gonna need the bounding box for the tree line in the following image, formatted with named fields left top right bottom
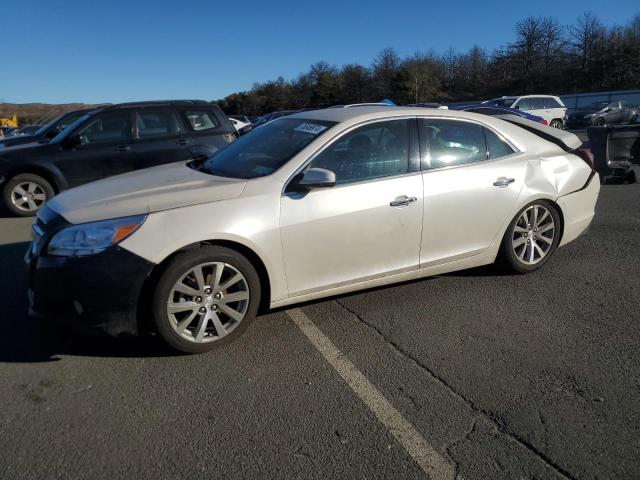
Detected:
left=215, top=12, right=640, bottom=115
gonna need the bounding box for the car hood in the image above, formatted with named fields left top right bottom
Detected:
left=48, top=161, right=247, bottom=224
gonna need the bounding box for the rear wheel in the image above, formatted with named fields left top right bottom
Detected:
left=152, top=246, right=261, bottom=353
left=2, top=173, right=54, bottom=217
left=500, top=201, right=561, bottom=273
left=550, top=119, right=563, bottom=129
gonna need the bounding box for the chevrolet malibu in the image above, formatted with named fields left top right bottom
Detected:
left=26, top=106, right=600, bottom=353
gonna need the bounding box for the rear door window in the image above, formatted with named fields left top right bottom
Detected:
left=421, top=119, right=487, bottom=169
left=184, top=110, right=221, bottom=132
left=484, top=128, right=515, bottom=159
left=515, top=98, right=534, bottom=111
left=135, top=109, right=182, bottom=139
left=543, top=97, right=563, bottom=109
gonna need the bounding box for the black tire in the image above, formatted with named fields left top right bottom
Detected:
left=550, top=119, right=563, bottom=129
left=596, top=117, right=605, bottom=127
left=2, top=173, right=55, bottom=217
left=499, top=200, right=562, bottom=274
left=152, top=246, right=261, bottom=354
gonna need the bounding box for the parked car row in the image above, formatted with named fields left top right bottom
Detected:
left=0, top=100, right=236, bottom=216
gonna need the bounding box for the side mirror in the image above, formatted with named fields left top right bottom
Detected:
left=45, top=130, right=57, bottom=140
left=294, top=168, right=336, bottom=190
left=513, top=105, right=520, bottom=110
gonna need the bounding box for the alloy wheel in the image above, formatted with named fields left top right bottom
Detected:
left=511, top=205, right=555, bottom=265
left=166, top=262, right=250, bottom=343
left=10, top=182, right=47, bottom=212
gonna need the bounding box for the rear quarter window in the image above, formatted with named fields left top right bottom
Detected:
left=184, top=110, right=222, bottom=132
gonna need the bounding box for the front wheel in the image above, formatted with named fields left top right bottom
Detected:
left=549, top=120, right=563, bottom=129
left=2, top=173, right=54, bottom=217
left=152, top=246, right=261, bottom=353
left=500, top=201, right=562, bottom=273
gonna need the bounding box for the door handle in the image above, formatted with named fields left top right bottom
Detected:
left=115, top=145, right=131, bottom=152
left=390, top=196, right=417, bottom=207
left=176, top=138, right=191, bottom=145
left=493, top=177, right=515, bottom=187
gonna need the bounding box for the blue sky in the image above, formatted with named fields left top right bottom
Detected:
left=2, top=0, right=638, bottom=104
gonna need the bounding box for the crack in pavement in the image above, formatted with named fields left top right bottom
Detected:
left=333, top=299, right=578, bottom=480
left=445, top=417, right=478, bottom=479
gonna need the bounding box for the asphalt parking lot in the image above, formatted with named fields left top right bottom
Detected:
left=1, top=173, right=638, bottom=480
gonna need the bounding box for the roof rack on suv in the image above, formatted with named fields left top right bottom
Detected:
left=106, top=100, right=210, bottom=108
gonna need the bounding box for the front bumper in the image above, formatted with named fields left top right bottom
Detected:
left=25, top=210, right=155, bottom=336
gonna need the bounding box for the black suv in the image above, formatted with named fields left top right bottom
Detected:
left=0, top=100, right=236, bottom=216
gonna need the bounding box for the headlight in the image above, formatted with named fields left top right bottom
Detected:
left=47, top=215, right=146, bottom=257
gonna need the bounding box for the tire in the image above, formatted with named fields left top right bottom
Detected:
left=499, top=201, right=562, bottom=274
left=596, top=117, right=605, bottom=127
left=2, top=173, right=55, bottom=217
left=550, top=120, right=563, bottom=129
left=152, top=246, right=261, bottom=354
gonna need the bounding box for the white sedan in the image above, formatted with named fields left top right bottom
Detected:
left=28, top=106, right=600, bottom=353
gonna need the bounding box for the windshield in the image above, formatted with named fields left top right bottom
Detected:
left=34, top=110, right=89, bottom=137
left=197, top=118, right=337, bottom=179
left=49, top=112, right=95, bottom=143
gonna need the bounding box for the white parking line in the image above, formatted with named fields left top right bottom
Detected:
left=286, top=308, right=455, bottom=480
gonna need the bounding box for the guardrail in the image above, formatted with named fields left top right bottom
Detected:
left=587, top=125, right=639, bottom=184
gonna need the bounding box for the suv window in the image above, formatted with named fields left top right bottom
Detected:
left=543, top=97, right=562, bottom=108
left=136, top=109, right=182, bottom=139
left=532, top=98, right=550, bottom=109
left=309, top=120, right=410, bottom=185
left=515, top=98, right=534, bottom=111
left=422, top=119, right=486, bottom=168
left=484, top=128, right=514, bottom=159
left=185, top=110, right=221, bottom=131
left=76, top=111, right=132, bottom=145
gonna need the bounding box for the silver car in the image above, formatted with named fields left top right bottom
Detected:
left=27, top=106, right=600, bottom=353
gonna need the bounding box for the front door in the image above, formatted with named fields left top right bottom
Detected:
left=56, top=110, right=135, bottom=186
left=280, top=118, right=423, bottom=297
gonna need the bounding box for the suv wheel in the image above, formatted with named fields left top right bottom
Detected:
left=2, top=173, right=55, bottom=217
left=152, top=246, right=261, bottom=353
left=550, top=120, right=563, bottom=129
left=500, top=201, right=562, bottom=273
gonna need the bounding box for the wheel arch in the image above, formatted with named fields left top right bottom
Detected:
left=1, top=163, right=67, bottom=193
left=137, top=238, right=273, bottom=335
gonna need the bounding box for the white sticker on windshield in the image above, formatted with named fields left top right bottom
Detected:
left=294, top=123, right=328, bottom=135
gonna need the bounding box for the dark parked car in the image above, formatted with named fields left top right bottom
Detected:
left=0, top=109, right=92, bottom=149
left=564, top=101, right=610, bottom=130
left=0, top=100, right=237, bottom=216
left=6, top=125, right=42, bottom=137
left=588, top=101, right=639, bottom=127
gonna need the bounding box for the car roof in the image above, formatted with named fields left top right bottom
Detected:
left=287, top=105, right=496, bottom=124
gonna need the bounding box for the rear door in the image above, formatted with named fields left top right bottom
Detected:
left=56, top=109, right=135, bottom=186
left=180, top=106, right=236, bottom=160
left=130, top=107, right=189, bottom=170
left=418, top=118, right=527, bottom=267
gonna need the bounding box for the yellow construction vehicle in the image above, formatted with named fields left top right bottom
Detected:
left=0, top=114, right=19, bottom=128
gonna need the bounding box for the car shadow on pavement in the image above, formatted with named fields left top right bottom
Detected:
left=0, top=241, right=176, bottom=362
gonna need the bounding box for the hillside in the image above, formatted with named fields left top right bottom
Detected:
left=0, top=103, right=102, bottom=124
